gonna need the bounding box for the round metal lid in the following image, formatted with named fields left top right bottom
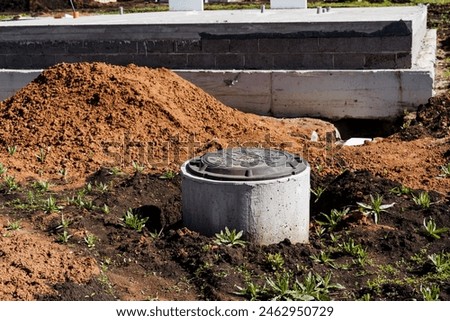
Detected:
left=186, top=148, right=307, bottom=181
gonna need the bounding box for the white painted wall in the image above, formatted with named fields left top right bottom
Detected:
left=169, top=0, right=204, bottom=11
left=270, top=0, right=307, bottom=9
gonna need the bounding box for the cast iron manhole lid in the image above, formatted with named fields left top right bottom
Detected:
left=186, top=148, right=307, bottom=181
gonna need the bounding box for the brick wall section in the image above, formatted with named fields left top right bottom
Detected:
left=0, top=27, right=413, bottom=69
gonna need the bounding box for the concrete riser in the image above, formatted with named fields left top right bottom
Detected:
left=181, top=164, right=311, bottom=245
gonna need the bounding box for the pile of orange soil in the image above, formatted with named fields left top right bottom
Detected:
left=0, top=62, right=334, bottom=184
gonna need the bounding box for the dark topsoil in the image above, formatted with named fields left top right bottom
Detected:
left=0, top=3, right=450, bottom=301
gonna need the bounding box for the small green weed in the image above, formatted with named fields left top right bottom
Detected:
left=95, top=181, right=109, bottom=193
left=428, top=253, right=450, bottom=275
left=57, top=214, right=71, bottom=230
left=3, top=176, right=19, bottom=193
left=32, top=180, right=50, bottom=193
left=57, top=230, right=72, bottom=244
left=413, top=192, right=431, bottom=209
left=423, top=217, right=449, bottom=239
left=420, top=284, right=440, bottom=301
left=310, top=250, right=337, bottom=268
left=357, top=194, right=395, bottom=224
left=122, top=208, right=148, bottom=232
left=84, top=233, right=98, bottom=249
left=214, top=227, right=247, bottom=247
left=311, top=186, right=326, bottom=203
left=7, top=219, right=22, bottom=231
left=316, top=208, right=349, bottom=231
left=266, top=253, right=285, bottom=271
left=389, top=185, right=412, bottom=196
left=132, top=161, right=145, bottom=173
left=108, top=167, right=121, bottom=175
left=159, top=170, right=177, bottom=180
left=36, top=148, right=48, bottom=163
left=440, top=163, right=450, bottom=177
left=0, top=163, right=6, bottom=175
left=339, top=238, right=368, bottom=265
left=235, top=282, right=262, bottom=301
left=7, top=145, right=17, bottom=156
left=43, top=196, right=62, bottom=213
left=101, top=204, right=110, bottom=214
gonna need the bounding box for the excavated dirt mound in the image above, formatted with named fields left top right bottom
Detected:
left=0, top=62, right=335, bottom=185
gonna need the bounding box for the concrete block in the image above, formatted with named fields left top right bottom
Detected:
left=187, top=54, right=216, bottom=69
left=175, top=40, right=201, bottom=53
left=288, top=38, right=319, bottom=53
left=318, top=37, right=383, bottom=53
left=364, top=53, right=398, bottom=69
left=380, top=36, right=412, bottom=52
left=141, top=53, right=188, bottom=68
left=229, top=39, right=259, bottom=53
left=117, top=41, right=139, bottom=54
left=270, top=0, right=307, bottom=9
left=215, top=54, right=245, bottom=69
left=333, top=53, right=365, bottom=69
left=169, top=0, right=204, bottom=11
left=202, top=39, right=230, bottom=53
left=176, top=70, right=272, bottom=115
left=141, top=40, right=174, bottom=53
left=274, top=54, right=333, bottom=69
left=244, top=54, right=274, bottom=69
left=259, top=38, right=290, bottom=53
left=396, top=52, right=412, bottom=68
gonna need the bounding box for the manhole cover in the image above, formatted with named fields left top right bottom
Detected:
left=186, top=148, right=307, bottom=181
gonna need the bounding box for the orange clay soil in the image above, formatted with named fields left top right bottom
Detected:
left=0, top=62, right=335, bottom=187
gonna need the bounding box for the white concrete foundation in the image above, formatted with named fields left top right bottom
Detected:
left=181, top=161, right=310, bottom=245
left=169, top=0, right=204, bottom=11
left=177, top=29, right=436, bottom=119
left=270, top=0, right=307, bottom=9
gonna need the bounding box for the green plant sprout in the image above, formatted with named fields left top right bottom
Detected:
left=339, top=239, right=368, bottom=262
left=122, top=208, right=148, bottom=232
left=95, top=181, right=109, bottom=193
left=423, top=217, right=449, bottom=239
left=44, top=196, right=62, bottom=213
left=32, top=180, right=50, bottom=193
left=57, top=214, right=71, bottom=230
left=7, top=145, right=17, bottom=156
left=413, top=192, right=431, bottom=209
left=310, top=250, right=337, bottom=268
left=159, top=170, right=177, bottom=180
left=132, top=161, right=145, bottom=173
left=428, top=253, right=450, bottom=274
left=3, top=175, right=19, bottom=193
left=266, top=253, right=285, bottom=271
left=57, top=230, right=72, bottom=244
left=316, top=208, right=349, bottom=231
left=214, top=227, right=247, bottom=247
left=0, top=163, right=6, bottom=175
left=357, top=194, right=395, bottom=224
left=36, top=147, right=47, bottom=163
left=420, top=284, right=440, bottom=301
left=101, top=204, right=110, bottom=214
left=311, top=186, right=326, bottom=203
left=149, top=228, right=164, bottom=240
left=7, top=219, right=22, bottom=231
left=440, top=163, right=450, bottom=177
left=389, top=185, right=412, bottom=196
left=84, top=233, right=98, bottom=248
